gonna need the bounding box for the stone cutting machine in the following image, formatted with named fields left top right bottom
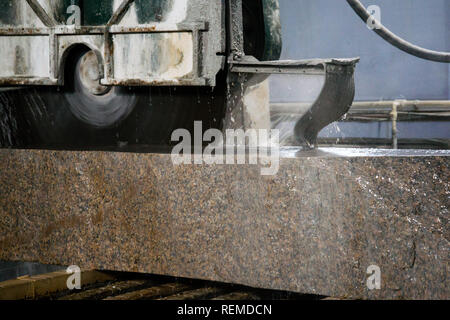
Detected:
left=0, top=0, right=358, bottom=150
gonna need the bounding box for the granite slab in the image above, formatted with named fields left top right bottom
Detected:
left=0, top=148, right=448, bottom=299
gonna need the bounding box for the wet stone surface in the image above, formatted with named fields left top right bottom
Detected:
left=0, top=149, right=448, bottom=299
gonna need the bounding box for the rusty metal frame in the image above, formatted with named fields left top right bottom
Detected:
left=0, top=0, right=210, bottom=87
left=102, top=22, right=208, bottom=86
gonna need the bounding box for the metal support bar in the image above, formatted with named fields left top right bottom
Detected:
left=103, top=31, right=114, bottom=83
left=0, top=28, right=50, bottom=36
left=272, top=100, right=450, bottom=119
left=108, top=22, right=208, bottom=34
left=227, top=0, right=244, bottom=59
left=230, top=58, right=345, bottom=75
left=391, top=101, right=400, bottom=149
left=25, top=0, right=57, bottom=27
left=107, top=0, right=135, bottom=27
left=48, top=29, right=58, bottom=81
left=101, top=22, right=208, bottom=86
left=0, top=77, right=58, bottom=86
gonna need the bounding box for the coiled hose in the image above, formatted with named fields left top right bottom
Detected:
left=346, top=0, right=450, bottom=63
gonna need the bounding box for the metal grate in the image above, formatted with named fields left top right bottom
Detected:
left=0, top=269, right=326, bottom=301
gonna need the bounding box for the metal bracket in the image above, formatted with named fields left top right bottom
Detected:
left=230, top=57, right=359, bottom=147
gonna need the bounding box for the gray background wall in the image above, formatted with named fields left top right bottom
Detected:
left=271, top=0, right=449, bottom=102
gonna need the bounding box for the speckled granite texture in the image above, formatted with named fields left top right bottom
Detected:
left=0, top=149, right=448, bottom=299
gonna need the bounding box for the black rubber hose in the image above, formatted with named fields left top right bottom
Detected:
left=346, top=0, right=450, bottom=63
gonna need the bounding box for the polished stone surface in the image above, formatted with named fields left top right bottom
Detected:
left=0, top=148, right=448, bottom=299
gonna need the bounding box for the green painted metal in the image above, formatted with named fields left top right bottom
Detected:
left=54, top=0, right=177, bottom=26
left=135, top=0, right=172, bottom=24
left=82, top=1, right=114, bottom=25
left=262, top=0, right=282, bottom=61
left=0, top=1, right=16, bottom=25
left=53, top=0, right=282, bottom=60
left=55, top=0, right=113, bottom=25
